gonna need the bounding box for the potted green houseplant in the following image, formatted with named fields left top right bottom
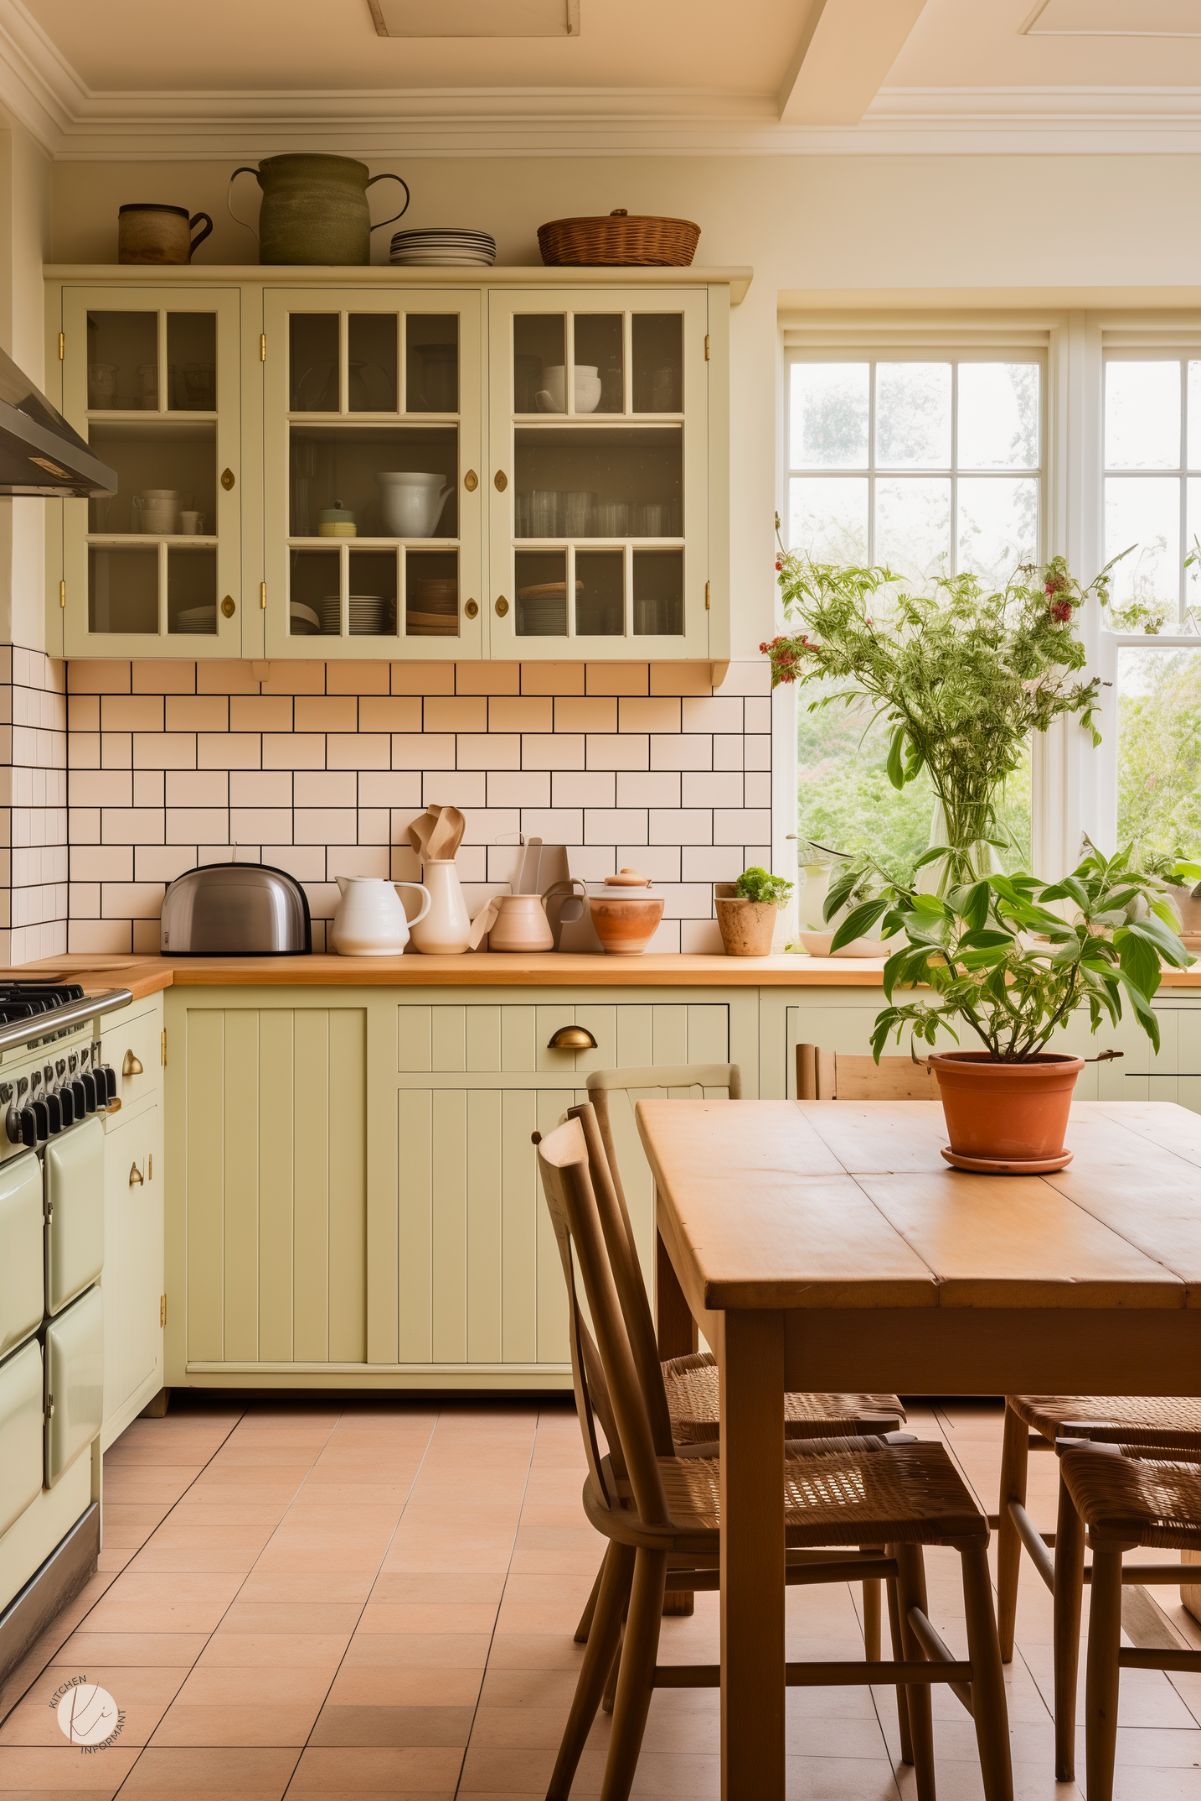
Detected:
left=830, top=844, right=1194, bottom=1170
left=716, top=867, right=793, bottom=957
left=764, top=551, right=1116, bottom=886
left=1143, top=854, right=1201, bottom=943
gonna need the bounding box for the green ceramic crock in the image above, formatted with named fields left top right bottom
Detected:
left=228, top=154, right=409, bottom=266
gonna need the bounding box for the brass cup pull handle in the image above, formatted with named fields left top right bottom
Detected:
left=122, top=1050, right=144, bottom=1078
left=464, top=469, right=479, bottom=492
left=129, top=1161, right=144, bottom=1188
left=547, top=1024, right=598, bottom=1051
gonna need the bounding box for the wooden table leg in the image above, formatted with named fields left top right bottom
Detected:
left=656, top=1194, right=698, bottom=1362
left=657, top=1188, right=698, bottom=1616
left=720, top=1309, right=786, bottom=1801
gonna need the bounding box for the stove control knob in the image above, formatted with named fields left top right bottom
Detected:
left=16, top=1106, right=36, bottom=1147
left=43, top=1090, right=63, bottom=1136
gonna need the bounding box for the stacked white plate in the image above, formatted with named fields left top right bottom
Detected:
left=390, top=228, right=496, bottom=267
left=173, top=605, right=218, bottom=636
left=349, top=593, right=395, bottom=635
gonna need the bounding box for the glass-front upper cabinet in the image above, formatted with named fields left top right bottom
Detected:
left=262, top=290, right=483, bottom=659
left=57, top=287, right=242, bottom=657
left=487, top=290, right=710, bottom=657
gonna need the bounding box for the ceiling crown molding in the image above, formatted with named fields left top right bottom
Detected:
left=2, top=0, right=1201, bottom=160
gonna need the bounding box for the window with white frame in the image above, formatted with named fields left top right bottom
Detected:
left=1102, top=347, right=1201, bottom=861
left=783, top=345, right=1044, bottom=873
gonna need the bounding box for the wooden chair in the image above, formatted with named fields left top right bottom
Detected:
left=581, top=1062, right=904, bottom=1662
left=796, top=1042, right=941, bottom=1101
left=1055, top=1440, right=1201, bottom=1801
left=996, top=1393, right=1201, bottom=1780
left=536, top=1108, right=1014, bottom=1801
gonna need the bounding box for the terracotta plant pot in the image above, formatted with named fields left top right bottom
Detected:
left=714, top=886, right=779, bottom=957
left=928, top=1051, right=1085, bottom=1173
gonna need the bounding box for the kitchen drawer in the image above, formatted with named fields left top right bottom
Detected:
left=45, top=1285, right=103, bottom=1485
left=0, top=1152, right=44, bottom=1356
left=110, top=1007, right=161, bottom=1111
left=45, top=1116, right=105, bottom=1315
left=396, top=1000, right=731, bottom=1075
left=0, top=1339, right=44, bottom=1532
left=102, top=1104, right=163, bottom=1444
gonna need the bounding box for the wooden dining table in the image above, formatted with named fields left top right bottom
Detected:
left=636, top=1096, right=1201, bottom=1801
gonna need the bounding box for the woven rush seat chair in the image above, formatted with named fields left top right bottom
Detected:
left=536, top=1106, right=1014, bottom=1801
left=996, top=1391, right=1201, bottom=1779
left=1056, top=1442, right=1201, bottom=1801
left=578, top=1064, right=903, bottom=1656
left=586, top=1062, right=905, bottom=1447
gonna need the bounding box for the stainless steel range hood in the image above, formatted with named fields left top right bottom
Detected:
left=0, top=346, right=115, bottom=498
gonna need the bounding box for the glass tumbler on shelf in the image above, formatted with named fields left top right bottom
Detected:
left=528, top=489, right=562, bottom=537
left=563, top=491, right=596, bottom=537
left=594, top=500, right=629, bottom=537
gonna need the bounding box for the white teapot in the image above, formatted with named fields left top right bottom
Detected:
left=331, top=875, right=431, bottom=956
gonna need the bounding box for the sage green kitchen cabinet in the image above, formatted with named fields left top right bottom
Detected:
left=164, top=986, right=757, bottom=1390
left=101, top=1102, right=163, bottom=1450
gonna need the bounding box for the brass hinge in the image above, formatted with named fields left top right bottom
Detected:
left=58, top=578, right=66, bottom=610
left=704, top=580, right=711, bottom=611
left=259, top=332, right=267, bottom=362
left=704, top=333, right=710, bottom=361
left=259, top=580, right=267, bottom=610
left=160, top=1027, right=167, bottom=1067
left=160, top=1294, right=166, bottom=1328
left=57, top=330, right=64, bottom=361
left=148, top=1152, right=153, bottom=1181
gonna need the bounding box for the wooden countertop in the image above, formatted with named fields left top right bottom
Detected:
left=7, top=951, right=1201, bottom=1003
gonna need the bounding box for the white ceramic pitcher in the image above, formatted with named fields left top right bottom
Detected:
left=331, top=875, right=431, bottom=956
left=410, top=859, right=471, bottom=955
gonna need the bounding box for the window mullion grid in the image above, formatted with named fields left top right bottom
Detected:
left=949, top=361, right=959, bottom=577
left=867, top=359, right=877, bottom=566
left=1179, top=356, right=1189, bottom=625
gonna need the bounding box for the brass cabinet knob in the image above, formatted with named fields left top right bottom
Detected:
left=122, top=1049, right=144, bottom=1078
left=494, top=469, right=508, bottom=492
left=495, top=596, right=509, bottom=617
left=464, top=469, right=479, bottom=492
left=547, top=1024, right=598, bottom=1051
left=464, top=599, right=479, bottom=619
left=220, top=596, right=236, bottom=618
left=220, top=467, right=236, bottom=491
left=129, top=1161, right=144, bottom=1188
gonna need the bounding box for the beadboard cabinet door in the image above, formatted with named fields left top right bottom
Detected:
left=101, top=1102, right=163, bottom=1449
left=166, top=999, right=370, bottom=1380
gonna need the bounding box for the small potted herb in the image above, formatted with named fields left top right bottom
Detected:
left=832, top=845, right=1193, bottom=1170
left=716, top=867, right=794, bottom=957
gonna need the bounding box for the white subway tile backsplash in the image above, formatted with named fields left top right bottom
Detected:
left=0, top=652, right=775, bottom=960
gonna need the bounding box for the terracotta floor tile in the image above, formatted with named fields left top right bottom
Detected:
left=369, top=1573, right=505, bottom=1607
left=100, top=1502, right=174, bottom=1548
left=173, top=1665, right=333, bottom=1709
left=83, top=1573, right=244, bottom=1636
left=194, top=1634, right=350, bottom=1673
left=50, top=1634, right=208, bottom=1669
left=101, top=1469, right=199, bottom=1505
left=288, top=1745, right=463, bottom=1790
left=0, top=1665, right=186, bottom=1748
left=213, top=1602, right=362, bottom=1636
left=0, top=1744, right=140, bottom=1790
left=355, top=1602, right=498, bottom=1635
left=235, top=1571, right=375, bottom=1605
left=326, top=1666, right=483, bottom=1709
left=149, top=1700, right=322, bottom=1747
left=308, top=1704, right=474, bottom=1747
left=118, top=1744, right=300, bottom=1792
left=341, top=1632, right=493, bottom=1670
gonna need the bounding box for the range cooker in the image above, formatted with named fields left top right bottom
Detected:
left=0, top=980, right=132, bottom=1686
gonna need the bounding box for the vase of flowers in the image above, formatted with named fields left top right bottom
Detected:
left=764, top=550, right=1116, bottom=888
left=831, top=844, right=1193, bottom=1171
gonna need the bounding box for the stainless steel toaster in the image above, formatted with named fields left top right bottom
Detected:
left=160, top=862, right=311, bottom=955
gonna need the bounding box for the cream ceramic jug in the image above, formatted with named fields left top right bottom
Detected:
left=410, top=860, right=471, bottom=955
left=331, top=876, right=431, bottom=956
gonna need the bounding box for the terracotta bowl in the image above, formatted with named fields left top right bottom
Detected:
left=588, top=894, right=664, bottom=956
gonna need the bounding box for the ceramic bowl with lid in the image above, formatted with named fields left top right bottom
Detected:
left=587, top=867, right=664, bottom=956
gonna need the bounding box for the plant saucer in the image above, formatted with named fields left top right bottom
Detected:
left=941, top=1145, right=1073, bottom=1175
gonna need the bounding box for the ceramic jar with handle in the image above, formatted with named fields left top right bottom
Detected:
left=118, top=203, right=213, bottom=265
left=588, top=868, right=664, bottom=955
left=228, top=155, right=410, bottom=265
left=330, top=876, right=431, bottom=955
left=378, top=472, right=453, bottom=538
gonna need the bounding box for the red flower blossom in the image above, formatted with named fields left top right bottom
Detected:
left=1050, top=598, right=1073, bottom=624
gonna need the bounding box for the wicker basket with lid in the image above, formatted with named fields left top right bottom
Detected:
left=537, top=209, right=700, bottom=268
